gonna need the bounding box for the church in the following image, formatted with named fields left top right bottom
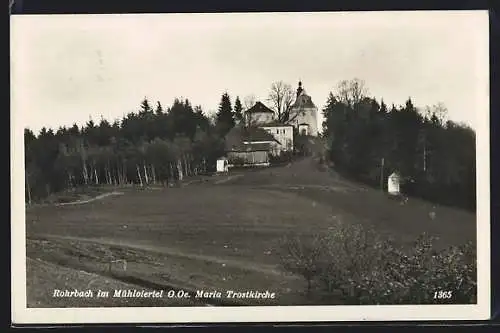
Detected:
left=243, top=81, right=319, bottom=138
left=287, top=81, right=319, bottom=136
left=224, top=81, right=319, bottom=167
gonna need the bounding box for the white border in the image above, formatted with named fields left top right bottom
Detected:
left=11, top=11, right=491, bottom=324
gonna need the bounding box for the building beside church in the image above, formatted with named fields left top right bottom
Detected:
left=224, top=125, right=279, bottom=167
left=241, top=101, right=294, bottom=156
left=223, top=81, right=319, bottom=167
left=244, top=101, right=276, bottom=126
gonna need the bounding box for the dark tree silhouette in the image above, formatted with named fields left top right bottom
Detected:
left=322, top=79, right=476, bottom=211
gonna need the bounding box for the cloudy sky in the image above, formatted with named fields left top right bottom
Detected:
left=11, top=11, right=488, bottom=133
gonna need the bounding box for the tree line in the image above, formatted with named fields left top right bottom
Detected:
left=322, top=79, right=476, bottom=211
left=23, top=80, right=306, bottom=205
left=24, top=94, right=246, bottom=204
left=24, top=78, right=476, bottom=211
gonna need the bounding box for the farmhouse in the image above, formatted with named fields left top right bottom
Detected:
left=243, top=101, right=294, bottom=155
left=244, top=101, right=276, bottom=126
left=224, top=125, right=280, bottom=167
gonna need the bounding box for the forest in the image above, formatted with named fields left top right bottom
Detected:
left=23, top=79, right=476, bottom=211
left=24, top=95, right=237, bottom=203
left=322, top=79, right=476, bottom=211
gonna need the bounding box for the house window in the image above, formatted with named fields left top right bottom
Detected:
left=276, top=129, right=279, bottom=134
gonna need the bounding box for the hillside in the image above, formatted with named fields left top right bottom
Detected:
left=25, top=154, right=476, bottom=307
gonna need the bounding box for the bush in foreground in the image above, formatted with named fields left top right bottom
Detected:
left=279, top=222, right=476, bottom=305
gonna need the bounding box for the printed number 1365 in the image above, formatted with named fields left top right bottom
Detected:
left=434, top=290, right=452, bottom=299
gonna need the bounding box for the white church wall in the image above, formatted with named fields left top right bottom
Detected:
left=290, top=106, right=319, bottom=136
left=261, top=125, right=294, bottom=152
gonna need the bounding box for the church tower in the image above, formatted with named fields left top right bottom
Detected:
left=288, top=81, right=319, bottom=136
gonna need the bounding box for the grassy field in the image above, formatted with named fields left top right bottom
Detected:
left=25, top=157, right=476, bottom=307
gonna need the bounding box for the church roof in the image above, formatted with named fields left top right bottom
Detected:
left=292, top=92, right=316, bottom=108
left=224, top=125, right=278, bottom=151
left=292, top=81, right=316, bottom=108
left=245, top=101, right=275, bottom=114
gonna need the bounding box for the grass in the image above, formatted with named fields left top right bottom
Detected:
left=25, top=157, right=476, bottom=306
left=27, top=257, right=203, bottom=307
left=223, top=158, right=475, bottom=250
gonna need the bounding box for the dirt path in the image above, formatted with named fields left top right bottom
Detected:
left=55, top=191, right=124, bottom=206
left=33, top=234, right=288, bottom=278
left=213, top=174, right=243, bottom=185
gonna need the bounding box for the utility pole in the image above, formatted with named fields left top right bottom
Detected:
left=423, top=140, right=427, bottom=172
left=380, top=157, right=385, bottom=192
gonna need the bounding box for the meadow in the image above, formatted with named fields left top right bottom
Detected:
left=25, top=158, right=476, bottom=307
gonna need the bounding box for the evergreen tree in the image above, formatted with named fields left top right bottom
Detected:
left=215, top=92, right=234, bottom=137
left=380, top=99, right=388, bottom=113
left=321, top=79, right=476, bottom=210
left=155, top=101, right=164, bottom=115
left=140, top=98, right=153, bottom=114
left=234, top=96, right=243, bottom=123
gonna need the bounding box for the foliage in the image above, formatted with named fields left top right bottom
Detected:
left=279, top=221, right=477, bottom=305
left=268, top=151, right=293, bottom=165
left=215, top=92, right=235, bottom=137
left=280, top=233, right=325, bottom=294
left=234, top=96, right=243, bottom=123
left=24, top=97, right=224, bottom=203
left=267, top=81, right=295, bottom=122
left=227, top=156, right=246, bottom=167
left=322, top=79, right=476, bottom=211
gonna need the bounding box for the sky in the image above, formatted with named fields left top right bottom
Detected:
left=11, top=11, right=489, bottom=134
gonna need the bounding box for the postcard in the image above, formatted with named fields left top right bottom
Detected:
left=11, top=10, right=490, bottom=324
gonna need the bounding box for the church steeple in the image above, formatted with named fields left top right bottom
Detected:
left=296, top=80, right=303, bottom=98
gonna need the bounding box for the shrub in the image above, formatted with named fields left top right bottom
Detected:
left=228, top=156, right=246, bottom=166
left=279, top=221, right=477, bottom=305
left=269, top=151, right=293, bottom=165
left=279, top=233, right=325, bottom=294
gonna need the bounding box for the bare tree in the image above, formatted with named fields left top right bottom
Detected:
left=243, top=95, right=257, bottom=111
left=336, top=80, right=351, bottom=105
left=421, top=102, right=448, bottom=126
left=431, top=102, right=448, bottom=125
left=267, top=81, right=295, bottom=122
left=242, top=95, right=258, bottom=127
left=336, top=78, right=368, bottom=105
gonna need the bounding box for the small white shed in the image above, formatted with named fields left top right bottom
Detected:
left=388, top=172, right=401, bottom=195
left=216, top=157, right=229, bottom=173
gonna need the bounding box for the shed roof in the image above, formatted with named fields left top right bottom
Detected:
left=229, top=142, right=272, bottom=152
left=224, top=125, right=279, bottom=151
left=245, top=101, right=275, bottom=114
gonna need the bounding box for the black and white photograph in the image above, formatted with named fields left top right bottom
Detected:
left=11, top=10, right=490, bottom=323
